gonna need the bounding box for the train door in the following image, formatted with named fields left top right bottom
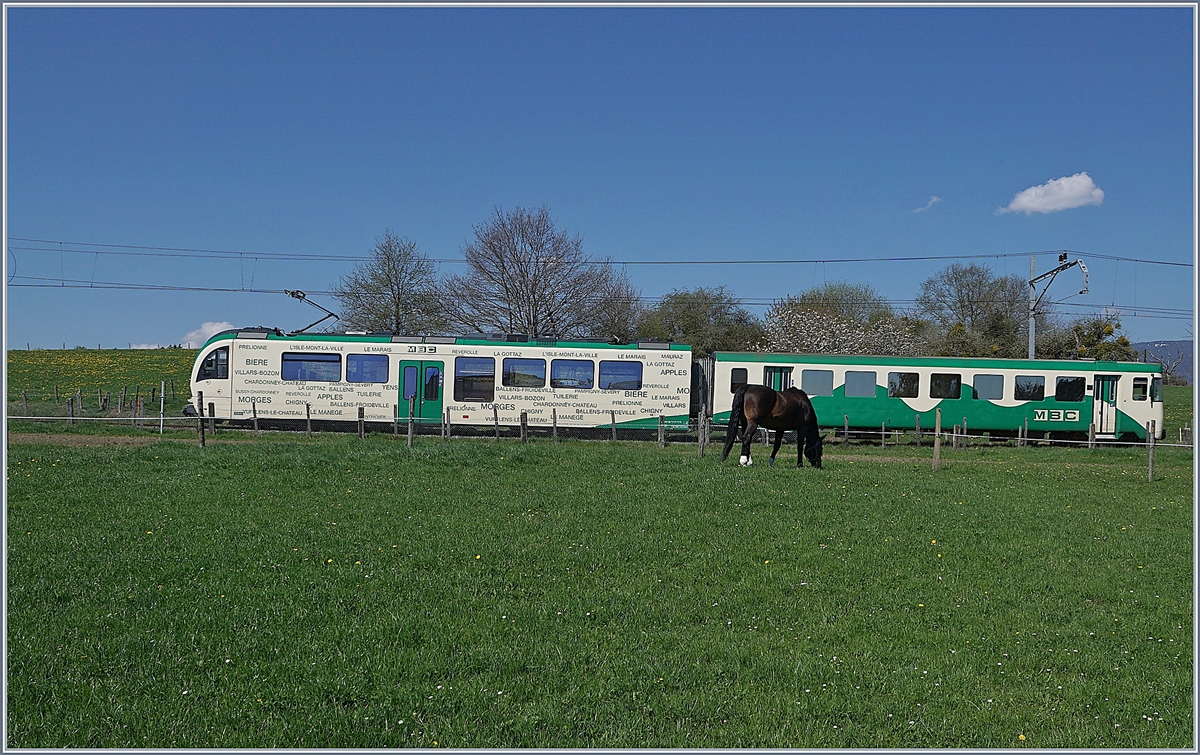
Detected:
left=1093, top=374, right=1119, bottom=436
left=400, top=360, right=444, bottom=425
left=763, top=366, right=793, bottom=391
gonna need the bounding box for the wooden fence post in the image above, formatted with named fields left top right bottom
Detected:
left=611, top=410, right=617, bottom=442
left=358, top=407, right=365, bottom=439
left=843, top=415, right=849, bottom=444
left=658, top=415, right=666, bottom=448
left=552, top=408, right=558, bottom=444
left=393, top=404, right=399, bottom=436
left=54, top=385, right=59, bottom=404
left=915, top=414, right=921, bottom=446
left=306, top=403, right=313, bottom=438
left=252, top=401, right=259, bottom=434
left=494, top=405, right=500, bottom=440
left=67, top=397, right=74, bottom=425
left=962, top=418, right=968, bottom=447
left=520, top=411, right=528, bottom=443
left=1088, top=423, right=1096, bottom=449
left=881, top=422, right=886, bottom=448
left=209, top=403, right=216, bottom=433
left=932, top=408, right=942, bottom=470
left=22, top=390, right=28, bottom=416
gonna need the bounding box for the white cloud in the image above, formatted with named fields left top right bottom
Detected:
left=997, top=172, right=1104, bottom=215
left=913, top=195, right=941, bottom=213
left=183, top=321, right=235, bottom=348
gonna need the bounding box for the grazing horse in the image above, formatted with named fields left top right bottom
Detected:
left=720, top=384, right=823, bottom=468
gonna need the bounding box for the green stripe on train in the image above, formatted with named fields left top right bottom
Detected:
left=714, top=385, right=1147, bottom=440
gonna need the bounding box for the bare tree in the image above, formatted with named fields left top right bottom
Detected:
left=916, top=263, right=1037, bottom=357
left=446, top=206, right=640, bottom=339
left=330, top=230, right=448, bottom=335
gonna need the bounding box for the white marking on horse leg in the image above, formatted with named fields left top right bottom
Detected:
left=739, top=455, right=752, bottom=466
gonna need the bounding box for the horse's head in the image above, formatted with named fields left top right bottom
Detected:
left=805, top=431, right=824, bottom=469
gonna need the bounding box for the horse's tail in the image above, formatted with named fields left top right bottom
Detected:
left=800, top=392, right=824, bottom=468
left=720, top=385, right=748, bottom=461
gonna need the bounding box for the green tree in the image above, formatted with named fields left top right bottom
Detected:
left=1037, top=315, right=1138, bottom=361
left=916, top=263, right=1036, bottom=357
left=330, top=230, right=448, bottom=335
left=637, top=287, right=764, bottom=357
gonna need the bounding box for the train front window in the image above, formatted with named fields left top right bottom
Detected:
left=347, top=354, right=389, bottom=383
left=198, top=347, right=229, bottom=380
left=503, top=358, right=546, bottom=388
left=599, top=361, right=642, bottom=390
left=887, top=372, right=919, bottom=398
left=281, top=352, right=341, bottom=382
left=801, top=369, right=833, bottom=397
left=1055, top=376, right=1086, bottom=402
left=844, top=371, right=876, bottom=397
left=1150, top=377, right=1163, bottom=402
left=929, top=373, right=961, bottom=399
left=1132, top=377, right=1148, bottom=401
left=1014, top=375, right=1045, bottom=401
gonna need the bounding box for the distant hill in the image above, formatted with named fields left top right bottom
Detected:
left=1131, top=340, right=1193, bottom=385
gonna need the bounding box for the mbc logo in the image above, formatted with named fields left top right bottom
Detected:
left=1034, top=409, right=1080, bottom=422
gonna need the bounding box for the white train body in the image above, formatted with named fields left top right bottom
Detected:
left=189, top=329, right=693, bottom=429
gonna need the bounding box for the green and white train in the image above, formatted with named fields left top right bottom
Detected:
left=188, top=328, right=1166, bottom=441
left=706, top=351, right=1165, bottom=441
left=186, top=328, right=695, bottom=430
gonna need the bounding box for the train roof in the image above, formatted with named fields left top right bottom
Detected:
left=201, top=328, right=691, bottom=352
left=711, top=350, right=1163, bottom=373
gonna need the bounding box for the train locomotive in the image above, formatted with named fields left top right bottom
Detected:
left=188, top=328, right=1165, bottom=442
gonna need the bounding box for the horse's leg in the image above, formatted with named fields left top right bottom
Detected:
left=739, top=420, right=759, bottom=466
left=721, top=416, right=741, bottom=461
left=769, top=427, right=784, bottom=467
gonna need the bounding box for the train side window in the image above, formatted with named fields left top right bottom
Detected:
left=1150, top=377, right=1162, bottom=403
left=801, top=369, right=833, bottom=397
left=599, top=361, right=642, bottom=390
left=1055, top=376, right=1087, bottom=402
left=198, top=347, right=229, bottom=380
left=550, top=359, right=594, bottom=390
left=281, top=352, right=340, bottom=382
left=1132, top=377, right=1148, bottom=401
left=887, top=372, right=919, bottom=398
left=1014, top=375, right=1045, bottom=401
left=503, top=358, right=546, bottom=388
left=730, top=368, right=748, bottom=393
left=346, top=354, right=389, bottom=383
left=973, top=374, right=1004, bottom=400
left=844, top=371, right=876, bottom=397
left=930, top=373, right=961, bottom=399
left=454, top=357, right=495, bottom=402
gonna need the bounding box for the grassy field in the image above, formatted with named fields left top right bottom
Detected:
left=7, top=348, right=198, bottom=418
left=6, top=431, right=1193, bottom=748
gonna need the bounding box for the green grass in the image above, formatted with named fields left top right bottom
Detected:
left=6, top=435, right=1192, bottom=748
left=7, top=348, right=198, bottom=418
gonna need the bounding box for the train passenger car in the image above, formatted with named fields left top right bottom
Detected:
left=188, top=329, right=693, bottom=429
left=709, top=352, right=1165, bottom=441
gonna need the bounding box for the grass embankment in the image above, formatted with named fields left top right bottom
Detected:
left=6, top=435, right=1192, bottom=748
left=6, top=348, right=198, bottom=421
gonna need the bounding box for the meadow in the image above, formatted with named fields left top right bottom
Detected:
left=6, top=429, right=1193, bottom=748
left=7, top=348, right=198, bottom=418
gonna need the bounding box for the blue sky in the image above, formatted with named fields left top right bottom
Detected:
left=4, top=5, right=1195, bottom=350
